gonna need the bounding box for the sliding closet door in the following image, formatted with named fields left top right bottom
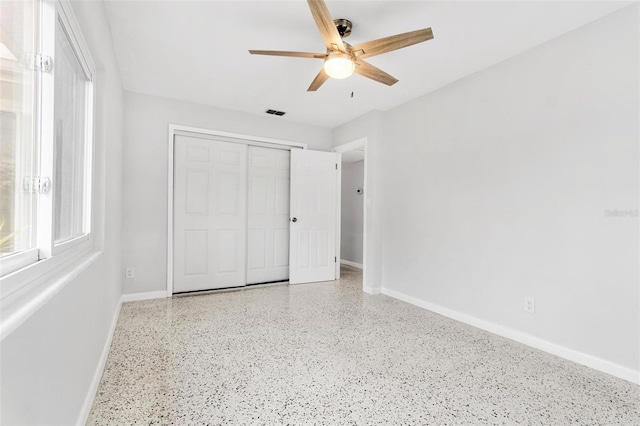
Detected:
left=173, top=135, right=247, bottom=293
left=246, top=146, right=290, bottom=284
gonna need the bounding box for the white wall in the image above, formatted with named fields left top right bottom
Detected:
left=0, top=1, right=124, bottom=424
left=377, top=5, right=639, bottom=377
left=340, top=160, right=364, bottom=264
left=121, top=92, right=332, bottom=295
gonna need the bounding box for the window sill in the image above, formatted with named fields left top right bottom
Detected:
left=1, top=238, right=92, bottom=297
left=0, top=248, right=102, bottom=341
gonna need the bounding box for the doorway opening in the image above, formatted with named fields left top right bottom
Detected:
left=333, top=137, right=368, bottom=291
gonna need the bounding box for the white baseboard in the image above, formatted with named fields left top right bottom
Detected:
left=76, top=289, right=169, bottom=424
left=381, top=287, right=640, bottom=385
left=76, top=297, right=123, bottom=426
left=340, top=259, right=363, bottom=269
left=121, top=290, right=170, bottom=302
left=363, top=286, right=381, bottom=295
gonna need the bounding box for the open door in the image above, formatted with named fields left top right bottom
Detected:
left=289, top=149, right=339, bottom=284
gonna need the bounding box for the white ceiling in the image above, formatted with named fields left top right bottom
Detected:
left=103, top=1, right=631, bottom=128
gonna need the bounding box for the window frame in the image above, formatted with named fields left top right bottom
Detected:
left=46, top=0, right=95, bottom=257
left=50, top=0, right=94, bottom=252
left=0, top=0, right=96, bottom=301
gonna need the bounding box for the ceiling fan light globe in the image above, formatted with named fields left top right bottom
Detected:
left=323, top=54, right=355, bottom=79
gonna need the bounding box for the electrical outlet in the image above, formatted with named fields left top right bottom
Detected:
left=125, top=267, right=135, bottom=279
left=524, top=298, right=535, bottom=314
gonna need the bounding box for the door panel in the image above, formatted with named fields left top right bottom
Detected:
left=289, top=149, right=338, bottom=284
left=248, top=230, right=267, bottom=268
left=174, top=135, right=247, bottom=292
left=246, top=146, right=290, bottom=284
left=274, top=229, right=289, bottom=267
left=185, top=170, right=208, bottom=214
left=184, top=230, right=208, bottom=275
left=249, top=177, right=268, bottom=214
left=217, top=173, right=240, bottom=214
left=274, top=177, right=289, bottom=215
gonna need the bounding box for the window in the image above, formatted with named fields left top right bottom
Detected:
left=0, top=0, right=94, bottom=290
left=53, top=12, right=92, bottom=247
left=0, top=0, right=39, bottom=274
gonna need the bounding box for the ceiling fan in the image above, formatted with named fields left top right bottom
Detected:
left=249, top=0, right=434, bottom=91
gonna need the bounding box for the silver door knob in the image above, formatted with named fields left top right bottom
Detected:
left=291, top=217, right=297, bottom=222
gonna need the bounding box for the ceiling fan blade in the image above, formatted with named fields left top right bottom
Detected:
left=249, top=50, right=327, bottom=59
left=307, top=0, right=346, bottom=53
left=351, top=28, right=434, bottom=60
left=354, top=60, right=399, bottom=86
left=307, top=68, right=330, bottom=91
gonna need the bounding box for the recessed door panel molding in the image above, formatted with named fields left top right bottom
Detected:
left=246, top=146, right=291, bottom=284
left=289, top=149, right=338, bottom=284
left=273, top=229, right=289, bottom=267
left=217, top=173, right=240, bottom=214
left=250, top=153, right=270, bottom=168
left=297, top=230, right=310, bottom=269
left=220, top=149, right=241, bottom=165
left=274, top=176, right=290, bottom=215
left=216, top=229, right=238, bottom=273
left=186, top=146, right=209, bottom=162
left=249, top=176, right=268, bottom=214
left=185, top=170, right=209, bottom=215
left=174, top=135, right=247, bottom=293
left=184, top=230, right=208, bottom=276
left=247, top=229, right=267, bottom=270
left=317, top=230, right=329, bottom=267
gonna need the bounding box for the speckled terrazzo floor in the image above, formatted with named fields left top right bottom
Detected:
left=88, top=266, right=640, bottom=425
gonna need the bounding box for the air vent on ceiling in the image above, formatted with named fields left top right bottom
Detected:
left=265, top=109, right=286, bottom=116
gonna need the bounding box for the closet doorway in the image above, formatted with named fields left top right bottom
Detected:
left=168, top=126, right=339, bottom=294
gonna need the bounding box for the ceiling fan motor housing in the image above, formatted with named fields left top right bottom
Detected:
left=334, top=19, right=352, bottom=38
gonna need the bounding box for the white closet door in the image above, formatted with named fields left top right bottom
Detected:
left=289, top=149, right=339, bottom=284
left=246, top=146, right=290, bottom=284
left=173, top=135, right=247, bottom=293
